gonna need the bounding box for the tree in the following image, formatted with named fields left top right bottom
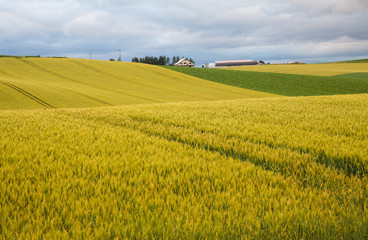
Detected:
left=158, top=55, right=166, bottom=65
left=129, top=55, right=194, bottom=66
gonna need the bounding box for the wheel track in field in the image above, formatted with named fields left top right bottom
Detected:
left=17, top=58, right=80, bottom=84
left=15, top=58, right=158, bottom=105
left=68, top=59, right=216, bottom=101
left=70, top=60, right=164, bottom=103
left=59, top=111, right=368, bottom=208
left=81, top=113, right=367, bottom=179
left=69, top=59, right=121, bottom=80
left=0, top=80, right=55, bottom=109
left=59, top=87, right=114, bottom=106
left=16, top=58, right=114, bottom=106
left=0, top=69, right=21, bottom=79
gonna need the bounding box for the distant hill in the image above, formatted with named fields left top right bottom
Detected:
left=332, top=58, right=368, bottom=63
left=218, top=63, right=368, bottom=76
left=0, top=58, right=278, bottom=110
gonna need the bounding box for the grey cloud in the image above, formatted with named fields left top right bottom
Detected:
left=0, top=0, right=367, bottom=63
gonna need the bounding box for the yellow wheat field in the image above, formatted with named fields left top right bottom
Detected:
left=0, top=94, right=367, bottom=239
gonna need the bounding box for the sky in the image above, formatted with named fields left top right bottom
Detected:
left=1, top=0, right=368, bottom=65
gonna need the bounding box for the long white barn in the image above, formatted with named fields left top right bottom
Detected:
left=202, top=60, right=261, bottom=68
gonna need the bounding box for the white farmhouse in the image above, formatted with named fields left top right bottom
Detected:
left=174, top=58, right=194, bottom=67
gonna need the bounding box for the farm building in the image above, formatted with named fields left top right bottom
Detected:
left=215, top=60, right=259, bottom=67
left=202, top=60, right=261, bottom=68
left=174, top=58, right=194, bottom=67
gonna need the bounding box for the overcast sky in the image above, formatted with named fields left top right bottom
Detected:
left=1, top=0, right=368, bottom=65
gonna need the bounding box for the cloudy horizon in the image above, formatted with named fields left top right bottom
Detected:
left=1, top=0, right=368, bottom=65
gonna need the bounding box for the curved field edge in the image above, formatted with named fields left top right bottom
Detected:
left=0, top=58, right=278, bottom=110
left=0, top=94, right=367, bottom=239
left=164, top=66, right=368, bottom=96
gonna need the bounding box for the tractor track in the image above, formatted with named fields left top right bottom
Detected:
left=16, top=58, right=113, bottom=106
left=0, top=80, right=55, bottom=109
left=68, top=59, right=208, bottom=100
left=17, top=58, right=80, bottom=84
left=0, top=69, right=22, bottom=79
left=69, top=60, right=161, bottom=103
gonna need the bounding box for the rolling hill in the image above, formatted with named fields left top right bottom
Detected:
left=0, top=57, right=278, bottom=110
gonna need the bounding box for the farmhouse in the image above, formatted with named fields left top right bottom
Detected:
left=174, top=58, right=194, bottom=67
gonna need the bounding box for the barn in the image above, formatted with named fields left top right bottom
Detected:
left=215, top=60, right=259, bottom=67
left=202, top=59, right=260, bottom=68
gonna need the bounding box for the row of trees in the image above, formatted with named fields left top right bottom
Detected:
left=131, top=56, right=195, bottom=66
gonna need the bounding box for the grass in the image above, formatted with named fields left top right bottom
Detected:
left=0, top=58, right=277, bottom=110
left=165, top=66, right=368, bottom=96
left=226, top=63, right=368, bottom=76
left=0, top=94, right=367, bottom=239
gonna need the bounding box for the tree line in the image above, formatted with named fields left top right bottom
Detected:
left=131, top=56, right=195, bottom=66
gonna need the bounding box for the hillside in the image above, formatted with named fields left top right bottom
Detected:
left=1, top=94, right=367, bottom=239
left=0, top=58, right=277, bottom=110
left=165, top=66, right=368, bottom=96
left=226, top=63, right=368, bottom=76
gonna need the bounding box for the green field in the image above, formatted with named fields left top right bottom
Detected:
left=165, top=66, right=368, bottom=96
left=1, top=94, right=367, bottom=239
left=335, top=72, right=368, bottom=80
left=1, top=58, right=367, bottom=239
left=227, top=63, right=368, bottom=76
left=0, top=58, right=276, bottom=110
